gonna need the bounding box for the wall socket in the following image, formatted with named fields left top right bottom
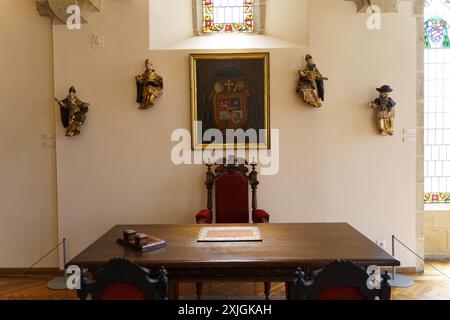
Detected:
left=92, top=34, right=105, bottom=49
left=376, top=240, right=386, bottom=249
left=403, top=128, right=417, bottom=144
left=41, top=134, right=55, bottom=148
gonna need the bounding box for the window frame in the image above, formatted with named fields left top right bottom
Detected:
left=193, top=0, right=266, bottom=36
left=423, top=0, right=450, bottom=205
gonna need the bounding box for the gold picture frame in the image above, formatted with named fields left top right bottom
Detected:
left=190, top=53, right=270, bottom=150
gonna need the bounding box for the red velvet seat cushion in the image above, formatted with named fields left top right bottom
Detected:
left=196, top=209, right=212, bottom=224
left=253, top=209, right=270, bottom=223
left=318, top=286, right=365, bottom=300
left=99, top=284, right=146, bottom=300
left=215, top=173, right=249, bottom=223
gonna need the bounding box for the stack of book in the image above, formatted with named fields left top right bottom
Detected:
left=117, top=230, right=166, bottom=252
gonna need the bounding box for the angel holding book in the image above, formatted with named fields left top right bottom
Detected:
left=296, top=54, right=328, bottom=108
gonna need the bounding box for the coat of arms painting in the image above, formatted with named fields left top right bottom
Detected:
left=190, top=53, right=270, bottom=150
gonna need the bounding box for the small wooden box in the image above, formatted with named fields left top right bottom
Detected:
left=123, top=230, right=137, bottom=242
left=117, top=230, right=166, bottom=253
left=134, top=233, right=150, bottom=246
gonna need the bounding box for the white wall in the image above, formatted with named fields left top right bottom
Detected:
left=149, top=0, right=310, bottom=50
left=52, top=0, right=417, bottom=267
left=275, top=0, right=417, bottom=265
left=0, top=0, right=417, bottom=268
left=0, top=0, right=58, bottom=267
left=265, top=0, right=310, bottom=45
left=149, top=0, right=194, bottom=49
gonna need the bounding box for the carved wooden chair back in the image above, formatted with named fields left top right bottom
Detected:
left=77, top=258, right=168, bottom=300
left=292, top=260, right=391, bottom=300
left=205, top=157, right=259, bottom=223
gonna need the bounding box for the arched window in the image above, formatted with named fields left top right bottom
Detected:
left=424, top=0, right=450, bottom=204
left=193, top=0, right=265, bottom=35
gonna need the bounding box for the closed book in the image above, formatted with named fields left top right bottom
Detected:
left=117, top=235, right=167, bottom=252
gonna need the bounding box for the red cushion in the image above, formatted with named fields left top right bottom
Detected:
left=318, top=286, right=365, bottom=300
left=99, top=284, right=146, bottom=300
left=215, top=173, right=249, bottom=223
left=196, top=209, right=212, bottom=224
left=253, top=209, right=270, bottom=223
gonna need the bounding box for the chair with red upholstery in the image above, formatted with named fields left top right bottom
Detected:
left=195, top=157, right=270, bottom=225
left=77, top=258, right=168, bottom=300
left=195, top=157, right=271, bottom=299
left=292, top=260, right=391, bottom=300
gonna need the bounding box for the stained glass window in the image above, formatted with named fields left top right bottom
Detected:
left=425, top=17, right=450, bottom=48
left=424, top=0, right=450, bottom=204
left=202, top=0, right=254, bottom=33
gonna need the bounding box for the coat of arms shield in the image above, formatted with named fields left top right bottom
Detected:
left=212, top=81, right=250, bottom=130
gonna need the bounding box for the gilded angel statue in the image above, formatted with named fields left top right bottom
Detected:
left=296, top=54, right=328, bottom=108
left=55, top=87, right=89, bottom=137
left=135, top=59, right=163, bottom=110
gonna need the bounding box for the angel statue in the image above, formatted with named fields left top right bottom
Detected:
left=55, top=87, right=89, bottom=137
left=368, top=85, right=397, bottom=136
left=135, top=59, right=164, bottom=110
left=296, top=54, right=328, bottom=108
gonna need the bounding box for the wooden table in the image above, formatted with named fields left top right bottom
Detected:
left=68, top=223, right=400, bottom=299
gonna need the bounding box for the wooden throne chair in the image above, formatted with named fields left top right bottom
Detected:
left=195, top=157, right=270, bottom=225
left=195, top=157, right=271, bottom=299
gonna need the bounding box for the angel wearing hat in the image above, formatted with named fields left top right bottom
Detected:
left=368, top=85, right=397, bottom=136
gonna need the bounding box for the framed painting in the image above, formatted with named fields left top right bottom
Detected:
left=190, top=53, right=270, bottom=150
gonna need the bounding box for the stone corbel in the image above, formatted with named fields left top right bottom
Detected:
left=345, top=0, right=405, bottom=13
left=36, top=0, right=101, bottom=25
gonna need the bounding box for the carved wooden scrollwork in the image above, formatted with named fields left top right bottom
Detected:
left=166, top=267, right=300, bottom=281
left=205, top=156, right=259, bottom=213
left=345, top=0, right=404, bottom=13
left=36, top=0, right=101, bottom=25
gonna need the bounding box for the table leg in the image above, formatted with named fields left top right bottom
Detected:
left=168, top=281, right=180, bottom=300
left=196, top=282, right=203, bottom=300
left=264, top=282, right=271, bottom=300
left=285, top=281, right=293, bottom=300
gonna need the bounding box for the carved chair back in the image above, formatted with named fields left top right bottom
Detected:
left=292, top=260, right=391, bottom=300
left=77, top=258, right=168, bottom=300
left=205, top=157, right=259, bottom=224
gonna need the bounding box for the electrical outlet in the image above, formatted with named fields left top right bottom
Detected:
left=376, top=240, right=386, bottom=249
left=403, top=128, right=417, bottom=137
left=41, top=134, right=55, bottom=148
left=92, top=34, right=105, bottom=49
left=403, top=128, right=417, bottom=143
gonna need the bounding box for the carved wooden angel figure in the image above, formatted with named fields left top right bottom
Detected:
left=135, top=59, right=163, bottom=110
left=368, top=85, right=397, bottom=136
left=296, top=54, right=328, bottom=108
left=55, top=87, right=89, bottom=137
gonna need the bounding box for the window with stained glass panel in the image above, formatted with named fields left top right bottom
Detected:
left=424, top=0, right=450, bottom=204
left=202, top=0, right=254, bottom=33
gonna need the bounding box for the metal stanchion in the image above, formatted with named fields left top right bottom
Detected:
left=387, top=235, right=414, bottom=288
left=47, top=238, right=68, bottom=290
